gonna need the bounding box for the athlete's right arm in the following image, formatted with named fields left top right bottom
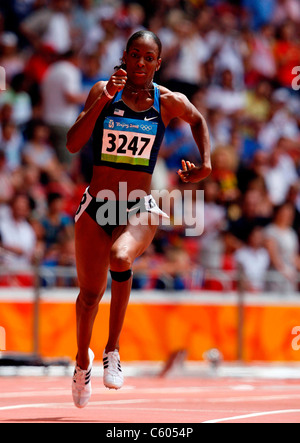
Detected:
left=66, top=69, right=127, bottom=154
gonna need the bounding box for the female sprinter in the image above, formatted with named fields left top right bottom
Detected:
left=67, top=30, right=211, bottom=408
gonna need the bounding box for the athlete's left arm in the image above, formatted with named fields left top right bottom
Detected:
left=166, top=92, right=212, bottom=183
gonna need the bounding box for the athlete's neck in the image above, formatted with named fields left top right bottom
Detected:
left=124, top=80, right=154, bottom=96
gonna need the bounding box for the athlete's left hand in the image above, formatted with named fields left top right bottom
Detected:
left=177, top=159, right=212, bottom=183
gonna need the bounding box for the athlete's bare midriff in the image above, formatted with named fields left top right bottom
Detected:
left=89, top=165, right=152, bottom=198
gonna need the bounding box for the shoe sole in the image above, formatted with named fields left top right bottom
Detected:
left=104, top=384, right=123, bottom=390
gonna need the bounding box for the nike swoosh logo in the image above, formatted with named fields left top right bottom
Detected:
left=144, top=116, right=157, bottom=121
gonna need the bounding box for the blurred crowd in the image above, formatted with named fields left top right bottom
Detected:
left=0, top=0, right=299, bottom=292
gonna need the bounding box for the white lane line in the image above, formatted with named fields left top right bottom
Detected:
left=0, top=403, right=62, bottom=412
left=208, top=394, right=300, bottom=403
left=4, top=401, right=300, bottom=423
left=202, top=409, right=300, bottom=423
left=0, top=401, right=251, bottom=419
left=0, top=398, right=153, bottom=412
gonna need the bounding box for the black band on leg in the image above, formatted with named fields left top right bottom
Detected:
left=110, top=269, right=133, bottom=282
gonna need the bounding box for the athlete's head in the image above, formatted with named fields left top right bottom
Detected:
left=121, top=31, right=162, bottom=86
left=126, top=31, right=162, bottom=58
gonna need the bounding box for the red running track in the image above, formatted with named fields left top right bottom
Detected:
left=1, top=375, right=300, bottom=423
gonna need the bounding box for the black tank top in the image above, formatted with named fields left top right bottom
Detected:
left=92, top=83, right=165, bottom=175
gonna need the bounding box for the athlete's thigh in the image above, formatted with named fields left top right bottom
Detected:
left=111, top=212, right=159, bottom=264
left=75, top=212, right=113, bottom=294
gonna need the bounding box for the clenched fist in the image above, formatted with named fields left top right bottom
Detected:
left=105, top=69, right=128, bottom=97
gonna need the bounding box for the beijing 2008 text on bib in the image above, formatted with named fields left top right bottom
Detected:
left=101, top=116, right=158, bottom=167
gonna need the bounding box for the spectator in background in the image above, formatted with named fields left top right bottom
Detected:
left=210, top=145, right=240, bottom=204
left=247, top=24, right=277, bottom=83
left=244, top=80, right=272, bottom=124
left=72, top=0, right=97, bottom=48
left=258, top=88, right=299, bottom=153
left=41, top=49, right=87, bottom=167
left=55, top=235, right=77, bottom=287
left=83, top=5, right=125, bottom=80
left=22, top=118, right=59, bottom=179
left=39, top=191, right=75, bottom=286
left=0, top=103, right=14, bottom=132
left=161, top=11, right=210, bottom=98
left=236, top=121, right=263, bottom=166
left=265, top=202, right=300, bottom=292
left=229, top=189, right=272, bottom=242
left=18, top=164, right=47, bottom=219
left=247, top=176, right=274, bottom=219
left=23, top=43, right=58, bottom=112
left=0, top=73, right=32, bottom=127
left=24, top=43, right=58, bottom=86
left=263, top=141, right=299, bottom=206
left=273, top=20, right=300, bottom=89
left=205, top=107, right=231, bottom=152
left=0, top=0, right=38, bottom=37
left=235, top=226, right=270, bottom=292
left=0, top=193, right=36, bottom=270
left=72, top=0, right=99, bottom=47
left=237, top=149, right=269, bottom=194
left=0, top=150, right=15, bottom=205
left=212, top=11, right=246, bottom=88
left=40, top=231, right=77, bottom=288
left=0, top=120, right=23, bottom=171
left=0, top=32, right=25, bottom=83
left=155, top=245, right=192, bottom=290
left=40, top=192, right=73, bottom=251
left=80, top=52, right=103, bottom=100
left=272, top=0, right=300, bottom=25
left=20, top=0, right=73, bottom=54
left=205, top=68, right=246, bottom=117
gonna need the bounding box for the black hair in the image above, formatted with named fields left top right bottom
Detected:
left=126, top=30, right=162, bottom=57
left=115, top=30, right=162, bottom=70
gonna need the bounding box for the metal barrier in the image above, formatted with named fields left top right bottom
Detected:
left=0, top=264, right=299, bottom=292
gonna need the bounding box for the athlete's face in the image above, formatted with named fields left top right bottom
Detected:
left=123, top=37, right=161, bottom=86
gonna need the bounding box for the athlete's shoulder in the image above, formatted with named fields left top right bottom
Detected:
left=158, top=85, right=192, bottom=121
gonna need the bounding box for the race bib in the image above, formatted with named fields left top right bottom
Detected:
left=101, top=117, right=158, bottom=166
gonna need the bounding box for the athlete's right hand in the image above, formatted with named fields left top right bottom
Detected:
left=106, top=69, right=127, bottom=96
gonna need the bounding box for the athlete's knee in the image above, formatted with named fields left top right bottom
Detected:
left=77, top=288, right=103, bottom=310
left=110, top=248, right=132, bottom=272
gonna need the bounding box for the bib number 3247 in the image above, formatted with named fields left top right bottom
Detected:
left=101, top=116, right=157, bottom=166
left=104, top=132, right=152, bottom=157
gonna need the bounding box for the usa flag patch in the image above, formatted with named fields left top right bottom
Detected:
left=114, top=109, right=125, bottom=116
